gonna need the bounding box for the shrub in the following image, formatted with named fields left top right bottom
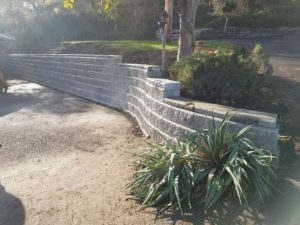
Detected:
left=169, top=44, right=272, bottom=104
left=127, top=114, right=277, bottom=215
left=196, top=8, right=300, bottom=28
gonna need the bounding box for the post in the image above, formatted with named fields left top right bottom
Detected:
left=161, top=25, right=166, bottom=76
left=165, top=0, right=173, bottom=43
left=158, top=11, right=168, bottom=77
left=224, top=17, right=229, bottom=33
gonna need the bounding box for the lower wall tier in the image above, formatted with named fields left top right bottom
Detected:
left=5, top=54, right=279, bottom=154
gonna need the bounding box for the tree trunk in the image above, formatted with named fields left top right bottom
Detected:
left=133, top=5, right=138, bottom=31
left=164, top=0, right=173, bottom=43
left=114, top=19, right=118, bottom=31
left=177, top=0, right=200, bottom=61
left=26, top=0, right=41, bottom=17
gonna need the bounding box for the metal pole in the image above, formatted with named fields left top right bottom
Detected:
left=170, top=0, right=173, bottom=42
left=161, top=26, right=166, bottom=76
left=165, top=0, right=173, bottom=43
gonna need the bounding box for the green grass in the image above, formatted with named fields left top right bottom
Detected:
left=62, top=40, right=234, bottom=52
left=62, top=40, right=178, bottom=51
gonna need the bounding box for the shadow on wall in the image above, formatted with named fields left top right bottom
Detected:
left=0, top=184, right=25, bottom=225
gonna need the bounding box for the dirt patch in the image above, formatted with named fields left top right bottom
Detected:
left=48, top=42, right=177, bottom=66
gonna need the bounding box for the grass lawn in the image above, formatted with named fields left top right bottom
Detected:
left=61, top=40, right=178, bottom=51
left=61, top=40, right=233, bottom=52
left=55, top=39, right=234, bottom=65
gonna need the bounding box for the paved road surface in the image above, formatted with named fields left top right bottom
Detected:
left=230, top=33, right=300, bottom=139
left=230, top=33, right=300, bottom=224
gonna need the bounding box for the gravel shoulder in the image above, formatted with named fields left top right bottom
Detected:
left=0, top=80, right=175, bottom=225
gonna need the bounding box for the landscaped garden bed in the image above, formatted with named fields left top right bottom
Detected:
left=168, top=43, right=279, bottom=112
left=44, top=40, right=280, bottom=111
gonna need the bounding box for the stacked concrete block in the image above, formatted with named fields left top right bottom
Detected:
left=7, top=54, right=279, bottom=154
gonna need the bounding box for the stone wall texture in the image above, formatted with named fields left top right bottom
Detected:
left=6, top=54, right=279, bottom=154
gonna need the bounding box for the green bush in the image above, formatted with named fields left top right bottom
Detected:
left=169, top=44, right=272, bottom=104
left=196, top=6, right=300, bottom=28
left=127, top=114, right=278, bottom=215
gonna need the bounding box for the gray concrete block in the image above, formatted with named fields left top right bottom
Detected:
left=7, top=54, right=279, bottom=154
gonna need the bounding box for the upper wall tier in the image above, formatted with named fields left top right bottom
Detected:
left=6, top=54, right=279, bottom=154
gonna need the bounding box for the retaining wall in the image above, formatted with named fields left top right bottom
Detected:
left=6, top=54, right=279, bottom=154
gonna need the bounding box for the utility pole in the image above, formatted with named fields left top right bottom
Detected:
left=164, top=0, right=173, bottom=43
left=158, top=12, right=168, bottom=76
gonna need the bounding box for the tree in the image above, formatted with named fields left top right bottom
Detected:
left=62, top=0, right=163, bottom=36
left=176, top=0, right=200, bottom=60
left=0, top=0, right=61, bottom=34
left=0, top=0, right=62, bottom=19
left=100, top=0, right=119, bottom=30
left=217, top=0, right=238, bottom=32
left=64, top=0, right=75, bottom=8
left=212, top=0, right=248, bottom=32
left=63, top=0, right=199, bottom=60
left=64, top=0, right=119, bottom=30
left=118, top=0, right=162, bottom=35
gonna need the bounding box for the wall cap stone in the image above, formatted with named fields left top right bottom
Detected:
left=164, top=97, right=277, bottom=129
left=121, top=63, right=162, bottom=78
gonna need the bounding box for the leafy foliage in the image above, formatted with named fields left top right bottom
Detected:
left=101, top=0, right=119, bottom=18
left=213, top=0, right=238, bottom=15
left=169, top=44, right=272, bottom=104
left=64, top=0, right=119, bottom=18
left=64, top=0, right=74, bottom=9
left=196, top=3, right=300, bottom=28
left=127, top=114, right=277, bottom=215
left=222, top=0, right=237, bottom=13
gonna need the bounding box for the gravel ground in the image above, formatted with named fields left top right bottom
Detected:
left=0, top=80, right=177, bottom=225
left=0, top=78, right=299, bottom=225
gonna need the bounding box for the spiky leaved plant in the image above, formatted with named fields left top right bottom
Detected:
left=127, top=114, right=277, bottom=215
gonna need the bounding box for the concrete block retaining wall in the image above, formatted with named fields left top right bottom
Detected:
left=6, top=54, right=279, bottom=154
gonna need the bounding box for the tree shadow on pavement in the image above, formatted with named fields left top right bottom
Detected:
left=0, top=79, right=97, bottom=117
left=0, top=184, right=25, bottom=225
